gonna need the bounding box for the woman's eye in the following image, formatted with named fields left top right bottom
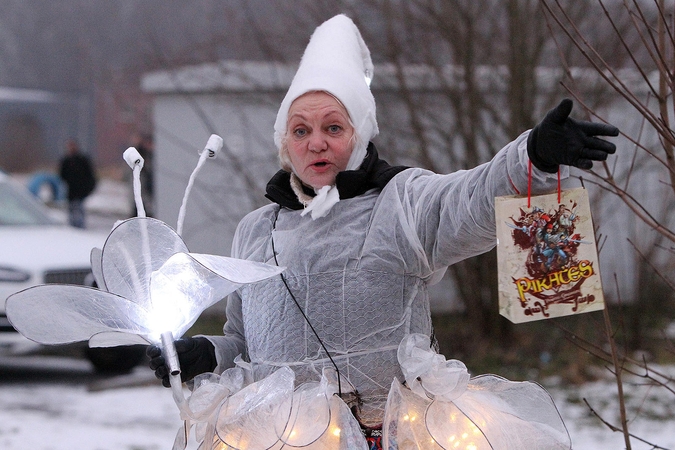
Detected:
left=328, top=125, right=342, bottom=133
left=293, top=128, right=307, bottom=138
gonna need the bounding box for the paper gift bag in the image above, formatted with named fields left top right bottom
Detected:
left=495, top=187, right=604, bottom=323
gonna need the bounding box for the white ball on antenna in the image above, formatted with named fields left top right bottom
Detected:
left=200, top=134, right=223, bottom=158
left=123, top=147, right=144, bottom=170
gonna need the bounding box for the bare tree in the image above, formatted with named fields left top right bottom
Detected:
left=542, top=0, right=675, bottom=240
left=541, top=1, right=675, bottom=447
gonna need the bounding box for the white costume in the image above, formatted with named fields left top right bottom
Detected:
left=199, top=14, right=571, bottom=449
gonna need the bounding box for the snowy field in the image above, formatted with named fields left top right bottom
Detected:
left=548, top=367, right=675, bottom=449
left=0, top=357, right=673, bottom=450
left=0, top=361, right=182, bottom=450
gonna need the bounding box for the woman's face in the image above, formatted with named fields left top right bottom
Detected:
left=286, top=91, right=355, bottom=189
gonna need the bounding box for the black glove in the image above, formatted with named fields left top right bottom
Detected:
left=527, top=98, right=619, bottom=173
left=147, top=336, right=217, bottom=388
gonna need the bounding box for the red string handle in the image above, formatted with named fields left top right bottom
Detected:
left=527, top=160, right=532, bottom=208
left=527, top=160, right=561, bottom=208
left=557, top=169, right=561, bottom=204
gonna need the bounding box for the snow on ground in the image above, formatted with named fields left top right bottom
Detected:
left=0, top=379, right=180, bottom=450
left=547, top=366, right=675, bottom=449
left=0, top=363, right=673, bottom=450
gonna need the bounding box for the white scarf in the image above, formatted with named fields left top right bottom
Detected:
left=300, top=185, right=341, bottom=219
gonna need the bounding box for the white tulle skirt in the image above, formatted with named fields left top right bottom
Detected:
left=174, top=334, right=571, bottom=450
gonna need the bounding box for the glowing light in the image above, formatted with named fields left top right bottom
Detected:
left=466, top=444, right=478, bottom=450
left=403, top=414, right=410, bottom=421
left=332, top=427, right=341, bottom=437
left=145, top=291, right=187, bottom=342
left=462, top=432, right=469, bottom=439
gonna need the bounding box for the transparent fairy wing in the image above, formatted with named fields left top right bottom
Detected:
left=5, top=284, right=151, bottom=345
left=90, top=246, right=106, bottom=290
left=189, top=253, right=285, bottom=284
left=149, top=252, right=284, bottom=340
left=100, top=217, right=188, bottom=307
left=89, top=331, right=151, bottom=347
left=8, top=217, right=285, bottom=348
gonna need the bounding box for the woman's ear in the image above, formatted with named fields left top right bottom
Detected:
left=278, top=137, right=294, bottom=172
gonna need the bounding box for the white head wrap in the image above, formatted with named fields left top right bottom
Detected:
left=274, top=14, right=378, bottom=219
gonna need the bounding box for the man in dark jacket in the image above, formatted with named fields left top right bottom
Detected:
left=59, top=139, right=96, bottom=228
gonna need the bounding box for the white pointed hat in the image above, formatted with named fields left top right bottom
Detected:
left=274, top=14, right=378, bottom=171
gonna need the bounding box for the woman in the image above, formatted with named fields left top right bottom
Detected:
left=149, top=14, right=618, bottom=448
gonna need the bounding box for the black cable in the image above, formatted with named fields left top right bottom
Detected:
left=270, top=207, right=342, bottom=397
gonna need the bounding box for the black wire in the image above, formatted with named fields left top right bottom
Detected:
left=270, top=207, right=343, bottom=397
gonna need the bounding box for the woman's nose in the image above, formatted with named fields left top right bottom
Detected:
left=308, top=133, right=327, bottom=152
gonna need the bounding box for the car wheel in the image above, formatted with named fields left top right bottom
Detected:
left=85, top=345, right=147, bottom=374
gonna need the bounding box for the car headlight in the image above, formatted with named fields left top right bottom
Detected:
left=0, top=266, right=31, bottom=282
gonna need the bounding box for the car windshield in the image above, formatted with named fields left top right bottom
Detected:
left=0, top=182, right=57, bottom=226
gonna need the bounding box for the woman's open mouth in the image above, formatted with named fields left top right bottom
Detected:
left=310, top=160, right=331, bottom=172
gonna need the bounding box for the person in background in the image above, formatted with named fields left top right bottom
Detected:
left=59, top=138, right=96, bottom=228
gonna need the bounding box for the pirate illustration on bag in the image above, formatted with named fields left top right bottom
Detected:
left=508, top=201, right=588, bottom=278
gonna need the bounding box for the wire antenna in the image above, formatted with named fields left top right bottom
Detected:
left=176, top=134, right=223, bottom=236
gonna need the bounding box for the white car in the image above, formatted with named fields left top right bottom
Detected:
left=0, top=171, right=145, bottom=372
